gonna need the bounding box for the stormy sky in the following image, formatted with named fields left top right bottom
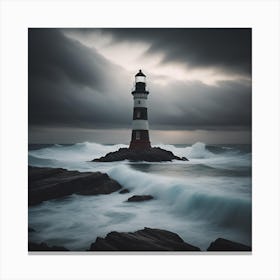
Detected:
left=28, top=28, right=251, bottom=144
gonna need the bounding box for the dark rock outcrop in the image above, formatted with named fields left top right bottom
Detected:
left=207, top=238, right=251, bottom=251
left=119, top=188, right=130, bottom=194
left=28, top=242, right=69, bottom=251
left=92, top=147, right=188, bottom=162
left=127, top=195, right=154, bottom=202
left=29, top=166, right=122, bottom=206
left=89, top=227, right=200, bottom=251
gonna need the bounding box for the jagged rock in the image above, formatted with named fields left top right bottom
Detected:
left=89, top=227, right=200, bottom=251
left=28, top=166, right=122, bottom=206
left=92, top=147, right=188, bottom=162
left=119, top=188, right=130, bottom=194
left=28, top=242, right=69, bottom=251
left=207, top=238, right=251, bottom=251
left=127, top=195, right=154, bottom=202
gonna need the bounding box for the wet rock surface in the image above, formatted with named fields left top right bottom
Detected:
left=119, top=188, right=130, bottom=194
left=92, top=147, right=188, bottom=162
left=28, top=242, right=69, bottom=251
left=127, top=195, right=154, bottom=202
left=28, top=228, right=251, bottom=252
left=89, top=227, right=200, bottom=251
left=207, top=238, right=251, bottom=251
left=28, top=166, right=122, bottom=206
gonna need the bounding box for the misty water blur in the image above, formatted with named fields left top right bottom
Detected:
left=28, top=142, right=251, bottom=250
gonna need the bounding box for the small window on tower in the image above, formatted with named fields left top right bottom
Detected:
left=138, top=100, right=141, bottom=105
left=136, top=131, right=140, bottom=140
left=136, top=111, right=141, bottom=118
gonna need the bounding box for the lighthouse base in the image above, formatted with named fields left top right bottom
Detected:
left=129, top=130, right=151, bottom=150
left=129, top=140, right=151, bottom=150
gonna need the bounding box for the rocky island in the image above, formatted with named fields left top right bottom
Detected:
left=92, top=147, right=188, bottom=162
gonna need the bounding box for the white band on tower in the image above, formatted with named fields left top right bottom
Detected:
left=132, top=120, right=149, bottom=130
left=134, top=99, right=147, bottom=108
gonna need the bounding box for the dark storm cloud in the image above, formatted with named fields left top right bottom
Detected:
left=29, top=28, right=132, bottom=129
left=29, top=28, right=251, bottom=133
left=29, top=28, right=127, bottom=93
left=88, top=28, right=252, bottom=76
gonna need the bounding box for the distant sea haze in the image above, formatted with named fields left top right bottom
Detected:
left=28, top=142, right=252, bottom=250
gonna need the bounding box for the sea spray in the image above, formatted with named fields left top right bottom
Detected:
left=157, top=142, right=214, bottom=159
left=29, top=141, right=215, bottom=162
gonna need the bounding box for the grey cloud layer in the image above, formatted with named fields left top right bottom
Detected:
left=149, top=79, right=251, bottom=129
left=76, top=28, right=251, bottom=76
left=28, top=28, right=251, bottom=131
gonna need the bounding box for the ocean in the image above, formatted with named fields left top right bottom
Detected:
left=28, top=142, right=252, bottom=251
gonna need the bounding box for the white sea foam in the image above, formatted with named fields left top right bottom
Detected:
left=29, top=142, right=128, bottom=162
left=157, top=142, right=214, bottom=159
left=29, top=141, right=216, bottom=162
left=30, top=141, right=249, bottom=160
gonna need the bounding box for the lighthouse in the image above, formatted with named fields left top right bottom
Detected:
left=93, top=69, right=187, bottom=161
left=129, top=70, right=151, bottom=150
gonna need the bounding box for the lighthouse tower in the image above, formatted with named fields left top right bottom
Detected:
left=129, top=70, right=151, bottom=150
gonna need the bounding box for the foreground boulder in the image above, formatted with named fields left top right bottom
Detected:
left=92, top=147, right=188, bottom=162
left=29, top=166, right=122, bottom=206
left=207, top=238, right=251, bottom=251
left=89, top=227, right=200, bottom=251
left=29, top=242, right=69, bottom=251
left=127, top=195, right=154, bottom=202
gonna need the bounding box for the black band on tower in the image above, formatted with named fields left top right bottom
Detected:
left=132, top=82, right=149, bottom=95
left=133, top=107, right=148, bottom=120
